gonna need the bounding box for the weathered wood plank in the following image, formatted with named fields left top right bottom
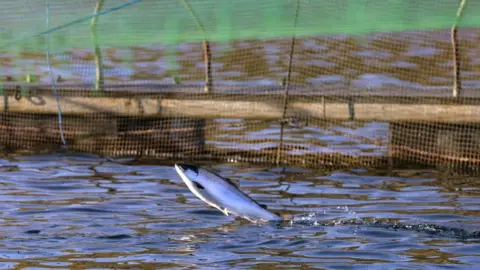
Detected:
left=0, top=95, right=480, bottom=122
left=4, top=83, right=480, bottom=97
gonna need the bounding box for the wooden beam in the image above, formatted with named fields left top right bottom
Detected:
left=1, top=95, right=480, bottom=123
left=4, top=83, right=480, bottom=98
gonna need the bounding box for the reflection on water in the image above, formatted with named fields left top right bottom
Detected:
left=209, top=119, right=388, bottom=157
left=0, top=154, right=479, bottom=268
left=3, top=30, right=480, bottom=92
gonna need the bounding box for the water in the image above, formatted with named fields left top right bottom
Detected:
left=208, top=120, right=388, bottom=157
left=5, top=31, right=480, bottom=95
left=0, top=154, right=479, bottom=269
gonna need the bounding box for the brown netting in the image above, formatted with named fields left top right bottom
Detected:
left=2, top=25, right=480, bottom=173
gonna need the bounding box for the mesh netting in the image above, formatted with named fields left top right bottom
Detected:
left=1, top=0, right=479, bottom=173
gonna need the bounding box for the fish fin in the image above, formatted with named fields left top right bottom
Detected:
left=210, top=204, right=228, bottom=216
left=192, top=181, right=205, bottom=190
left=243, top=216, right=258, bottom=223
left=260, top=204, right=268, bottom=210
left=205, top=169, right=238, bottom=188
left=224, top=177, right=238, bottom=188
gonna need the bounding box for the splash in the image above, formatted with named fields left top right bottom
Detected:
left=287, top=212, right=480, bottom=240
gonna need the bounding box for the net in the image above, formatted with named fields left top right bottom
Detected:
left=2, top=0, right=480, bottom=51
left=1, top=0, right=479, bottom=174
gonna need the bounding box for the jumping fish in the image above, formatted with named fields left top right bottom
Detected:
left=174, top=164, right=284, bottom=223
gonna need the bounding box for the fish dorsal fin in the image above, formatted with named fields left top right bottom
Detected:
left=205, top=168, right=239, bottom=188
left=224, top=177, right=239, bottom=188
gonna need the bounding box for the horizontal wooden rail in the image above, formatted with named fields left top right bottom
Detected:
left=0, top=83, right=479, bottom=122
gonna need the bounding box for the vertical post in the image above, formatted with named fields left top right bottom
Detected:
left=0, top=63, right=4, bottom=112
left=0, top=56, right=5, bottom=100
left=92, top=0, right=105, bottom=92
left=202, top=40, right=213, bottom=92
left=182, top=0, right=213, bottom=92
left=451, top=0, right=467, bottom=98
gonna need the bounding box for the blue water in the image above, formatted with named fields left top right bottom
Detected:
left=0, top=154, right=479, bottom=269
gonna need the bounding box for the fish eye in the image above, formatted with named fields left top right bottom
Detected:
left=192, top=181, right=205, bottom=190
left=181, top=164, right=199, bottom=174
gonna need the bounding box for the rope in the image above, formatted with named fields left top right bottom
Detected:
left=45, top=0, right=67, bottom=147
left=2, top=0, right=143, bottom=49
left=276, top=0, right=301, bottom=165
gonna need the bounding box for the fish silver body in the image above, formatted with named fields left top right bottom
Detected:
left=175, top=164, right=283, bottom=223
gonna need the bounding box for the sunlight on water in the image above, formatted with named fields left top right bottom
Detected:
left=0, top=154, right=479, bottom=268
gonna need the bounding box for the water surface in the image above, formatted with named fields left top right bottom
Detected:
left=0, top=154, right=479, bottom=269
left=5, top=30, right=480, bottom=96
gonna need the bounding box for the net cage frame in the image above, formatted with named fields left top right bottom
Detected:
left=1, top=0, right=480, bottom=173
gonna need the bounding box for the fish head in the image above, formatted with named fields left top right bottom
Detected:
left=175, top=164, right=200, bottom=181
left=175, top=163, right=204, bottom=192
left=175, top=164, right=222, bottom=210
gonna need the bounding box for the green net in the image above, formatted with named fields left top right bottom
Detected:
left=2, top=0, right=479, bottom=51
left=1, top=0, right=479, bottom=174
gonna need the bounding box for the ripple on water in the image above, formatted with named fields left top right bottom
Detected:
left=0, top=154, right=479, bottom=268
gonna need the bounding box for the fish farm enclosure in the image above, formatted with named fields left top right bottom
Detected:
left=2, top=0, right=480, bottom=173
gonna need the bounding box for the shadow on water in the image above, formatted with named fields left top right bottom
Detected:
left=0, top=153, right=479, bottom=268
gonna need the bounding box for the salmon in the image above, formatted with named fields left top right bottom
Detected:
left=175, top=164, right=283, bottom=223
